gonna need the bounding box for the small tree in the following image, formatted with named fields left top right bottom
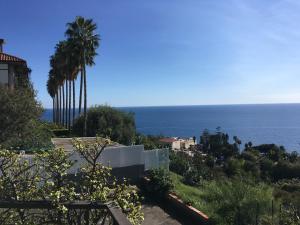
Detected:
left=0, top=86, right=52, bottom=151
left=0, top=137, right=144, bottom=225
left=73, top=105, right=136, bottom=145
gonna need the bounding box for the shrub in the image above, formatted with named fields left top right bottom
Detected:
left=0, top=137, right=144, bottom=225
left=135, top=134, right=169, bottom=150
left=169, top=151, right=190, bottom=176
left=52, top=128, right=70, bottom=137
left=280, top=203, right=300, bottom=225
left=224, top=158, right=244, bottom=177
left=72, top=105, right=136, bottom=145
left=183, top=168, right=203, bottom=186
left=0, top=86, right=52, bottom=150
left=146, top=168, right=174, bottom=197
left=272, top=161, right=300, bottom=181
left=203, top=179, right=275, bottom=225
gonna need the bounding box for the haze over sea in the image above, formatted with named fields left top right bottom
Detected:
left=43, top=104, right=300, bottom=153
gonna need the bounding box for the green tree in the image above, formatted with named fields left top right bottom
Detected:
left=0, top=86, right=52, bottom=150
left=72, top=105, right=136, bottom=145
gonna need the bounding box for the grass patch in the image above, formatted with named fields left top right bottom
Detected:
left=170, top=172, right=212, bottom=216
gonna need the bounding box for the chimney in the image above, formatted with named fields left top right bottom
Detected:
left=0, top=39, right=4, bottom=53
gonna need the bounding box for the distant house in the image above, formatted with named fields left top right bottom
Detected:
left=159, top=137, right=196, bottom=150
left=0, top=39, right=29, bottom=89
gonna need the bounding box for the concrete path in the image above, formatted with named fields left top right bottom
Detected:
left=142, top=203, right=182, bottom=225
left=141, top=197, right=196, bottom=225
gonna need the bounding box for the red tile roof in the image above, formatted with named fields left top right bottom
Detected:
left=0, top=52, right=26, bottom=64
left=159, top=138, right=177, bottom=143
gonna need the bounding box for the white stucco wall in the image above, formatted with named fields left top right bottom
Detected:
left=17, top=144, right=169, bottom=177
left=144, top=148, right=169, bottom=170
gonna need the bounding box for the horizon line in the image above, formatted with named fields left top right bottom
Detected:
left=44, top=102, right=300, bottom=109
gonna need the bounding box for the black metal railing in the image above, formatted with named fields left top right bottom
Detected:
left=0, top=200, right=131, bottom=225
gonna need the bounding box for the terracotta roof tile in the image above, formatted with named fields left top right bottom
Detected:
left=0, top=52, right=26, bottom=64
left=159, top=138, right=177, bottom=143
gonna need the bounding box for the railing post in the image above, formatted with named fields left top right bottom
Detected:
left=256, top=202, right=259, bottom=225
left=271, top=200, right=274, bottom=225
left=84, top=209, right=89, bottom=225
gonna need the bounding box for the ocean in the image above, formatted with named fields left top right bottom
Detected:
left=42, top=104, right=300, bottom=153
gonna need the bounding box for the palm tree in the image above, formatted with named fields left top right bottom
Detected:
left=65, top=41, right=80, bottom=130
left=47, top=74, right=57, bottom=123
left=47, top=68, right=60, bottom=124
left=53, top=41, right=74, bottom=128
left=65, top=16, right=100, bottom=136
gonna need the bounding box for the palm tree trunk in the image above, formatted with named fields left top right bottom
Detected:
left=59, top=87, right=62, bottom=125
left=56, top=92, right=59, bottom=125
left=69, top=79, right=71, bottom=130
left=79, top=68, right=83, bottom=115
left=52, top=98, right=55, bottom=123
left=83, top=63, right=87, bottom=137
left=65, top=79, right=68, bottom=128
left=72, top=79, right=75, bottom=126
left=54, top=93, right=57, bottom=124
left=54, top=95, right=56, bottom=124
left=62, top=82, right=65, bottom=127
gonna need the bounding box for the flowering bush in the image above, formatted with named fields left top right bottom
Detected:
left=0, top=137, right=143, bottom=225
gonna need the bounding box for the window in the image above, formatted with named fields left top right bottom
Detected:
left=0, top=63, right=9, bottom=84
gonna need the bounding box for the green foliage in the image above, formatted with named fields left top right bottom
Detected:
left=183, top=167, right=203, bottom=186
left=51, top=128, right=70, bottom=137
left=280, top=204, right=300, bottom=225
left=0, top=137, right=143, bottom=225
left=272, top=161, right=300, bottom=181
left=168, top=130, right=300, bottom=225
left=170, top=172, right=207, bottom=210
left=200, top=129, right=239, bottom=160
left=146, top=168, right=174, bottom=197
left=0, top=86, right=52, bottom=151
left=169, top=151, right=190, bottom=176
left=224, top=158, right=244, bottom=177
left=73, top=105, right=136, bottom=145
left=202, top=179, right=275, bottom=225
left=274, top=179, right=300, bottom=207
left=254, top=144, right=287, bottom=161
left=135, top=134, right=168, bottom=150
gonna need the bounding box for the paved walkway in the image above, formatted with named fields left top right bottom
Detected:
left=142, top=203, right=182, bottom=225
left=141, top=197, right=195, bottom=225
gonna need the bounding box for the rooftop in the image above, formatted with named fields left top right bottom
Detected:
left=0, top=52, right=27, bottom=64
left=159, top=138, right=177, bottom=143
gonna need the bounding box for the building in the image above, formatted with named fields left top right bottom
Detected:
left=159, top=137, right=196, bottom=150
left=0, top=39, right=29, bottom=89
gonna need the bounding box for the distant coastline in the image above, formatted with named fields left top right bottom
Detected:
left=43, top=104, right=300, bottom=153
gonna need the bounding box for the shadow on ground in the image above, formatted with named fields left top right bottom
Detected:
left=141, top=196, right=195, bottom=225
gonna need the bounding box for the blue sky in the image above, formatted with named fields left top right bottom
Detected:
left=2, top=0, right=300, bottom=108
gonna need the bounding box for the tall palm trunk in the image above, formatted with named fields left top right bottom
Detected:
left=62, top=82, right=65, bottom=126
left=65, top=79, right=68, bottom=128
left=53, top=94, right=56, bottom=123
left=54, top=93, right=57, bottom=124
left=56, top=92, right=59, bottom=124
left=72, top=79, right=76, bottom=126
left=69, top=79, right=71, bottom=130
left=79, top=68, right=83, bottom=115
left=59, top=86, right=62, bottom=125
left=83, top=62, right=87, bottom=137
left=52, top=97, right=55, bottom=123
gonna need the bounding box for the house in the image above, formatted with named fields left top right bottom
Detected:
left=0, top=39, right=29, bottom=89
left=159, top=137, right=196, bottom=150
